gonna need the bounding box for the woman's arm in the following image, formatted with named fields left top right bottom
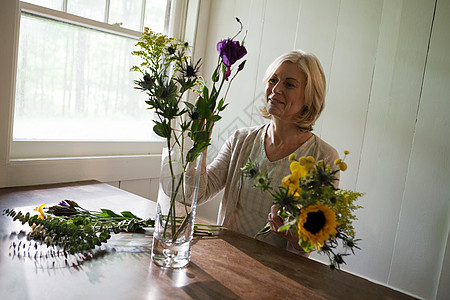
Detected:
left=196, top=134, right=235, bottom=205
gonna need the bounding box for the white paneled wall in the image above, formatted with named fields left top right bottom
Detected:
left=193, top=0, right=449, bottom=299
left=388, top=0, right=450, bottom=297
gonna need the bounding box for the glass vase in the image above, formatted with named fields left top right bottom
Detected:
left=151, top=147, right=203, bottom=268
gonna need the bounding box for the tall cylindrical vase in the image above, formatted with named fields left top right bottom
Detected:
left=151, top=147, right=203, bottom=268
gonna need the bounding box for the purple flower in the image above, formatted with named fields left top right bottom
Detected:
left=217, top=39, right=247, bottom=80
left=48, top=201, right=77, bottom=216
left=58, top=200, right=70, bottom=207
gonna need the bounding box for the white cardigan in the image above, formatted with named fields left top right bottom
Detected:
left=197, top=123, right=340, bottom=234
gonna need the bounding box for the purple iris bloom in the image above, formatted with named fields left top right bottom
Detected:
left=217, top=39, right=247, bottom=80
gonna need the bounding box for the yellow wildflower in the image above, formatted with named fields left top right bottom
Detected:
left=334, top=158, right=342, bottom=165
left=305, top=163, right=314, bottom=172
left=282, top=174, right=299, bottom=195
left=339, top=162, right=348, bottom=171
left=33, top=203, right=46, bottom=220
left=281, top=162, right=307, bottom=195
left=288, top=153, right=296, bottom=161
left=299, top=156, right=307, bottom=165
left=344, top=150, right=350, bottom=155
left=290, top=161, right=307, bottom=178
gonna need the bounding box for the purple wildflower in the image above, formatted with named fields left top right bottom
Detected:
left=58, top=200, right=70, bottom=207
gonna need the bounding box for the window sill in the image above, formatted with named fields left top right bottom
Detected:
left=9, top=153, right=160, bottom=163
left=4, top=154, right=162, bottom=187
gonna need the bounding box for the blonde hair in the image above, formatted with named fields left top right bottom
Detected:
left=260, top=50, right=326, bottom=131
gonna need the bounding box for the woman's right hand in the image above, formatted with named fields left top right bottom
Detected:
left=268, top=205, right=309, bottom=256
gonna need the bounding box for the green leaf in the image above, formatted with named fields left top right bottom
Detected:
left=278, top=224, right=291, bottom=232
left=217, top=98, right=225, bottom=111
left=208, top=86, right=218, bottom=110
left=212, top=66, right=220, bottom=82
left=100, top=209, right=121, bottom=218
left=183, top=101, right=195, bottom=110
left=186, top=148, right=201, bottom=163
left=299, top=237, right=314, bottom=252
left=121, top=211, right=140, bottom=219
left=196, top=97, right=211, bottom=118
left=202, top=85, right=209, bottom=101
left=209, top=115, right=222, bottom=123
left=218, top=102, right=229, bottom=112
left=153, top=122, right=170, bottom=138
left=190, top=130, right=210, bottom=143
left=190, top=120, right=201, bottom=132
left=186, top=141, right=209, bottom=162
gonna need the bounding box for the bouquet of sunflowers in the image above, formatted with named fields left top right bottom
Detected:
left=241, top=151, right=364, bottom=269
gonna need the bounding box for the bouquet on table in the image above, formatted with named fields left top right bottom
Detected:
left=3, top=200, right=154, bottom=256
left=241, top=151, right=364, bottom=269
left=2, top=200, right=219, bottom=257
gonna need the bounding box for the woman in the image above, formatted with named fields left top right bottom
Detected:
left=197, top=50, right=339, bottom=253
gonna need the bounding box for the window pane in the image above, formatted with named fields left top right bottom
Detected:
left=109, top=0, right=143, bottom=31
left=67, top=0, right=106, bottom=22
left=14, top=13, right=155, bottom=141
left=144, top=0, right=168, bottom=33
left=22, top=0, right=62, bottom=10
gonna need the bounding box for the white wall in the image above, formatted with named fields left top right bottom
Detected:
left=194, top=0, right=450, bottom=299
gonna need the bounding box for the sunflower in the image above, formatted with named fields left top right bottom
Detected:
left=298, top=202, right=338, bottom=248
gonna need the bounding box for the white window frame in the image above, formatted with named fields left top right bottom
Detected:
left=1, top=0, right=200, bottom=187
left=11, top=1, right=169, bottom=160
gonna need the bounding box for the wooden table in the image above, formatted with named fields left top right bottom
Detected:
left=0, top=181, right=416, bottom=300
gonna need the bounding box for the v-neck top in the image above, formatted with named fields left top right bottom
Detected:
left=197, top=123, right=339, bottom=250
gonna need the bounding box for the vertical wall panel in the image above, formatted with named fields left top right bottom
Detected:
left=253, top=0, right=303, bottom=81
left=387, top=0, right=450, bottom=298
left=437, top=229, right=450, bottom=300
left=294, top=0, right=341, bottom=136
left=356, top=1, right=436, bottom=294
left=346, top=0, right=406, bottom=283
left=320, top=0, right=383, bottom=189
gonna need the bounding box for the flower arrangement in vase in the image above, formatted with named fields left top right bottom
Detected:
left=131, top=18, right=247, bottom=268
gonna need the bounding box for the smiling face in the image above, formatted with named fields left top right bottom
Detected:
left=265, top=61, right=307, bottom=121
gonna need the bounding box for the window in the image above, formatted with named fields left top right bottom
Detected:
left=12, top=1, right=172, bottom=158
